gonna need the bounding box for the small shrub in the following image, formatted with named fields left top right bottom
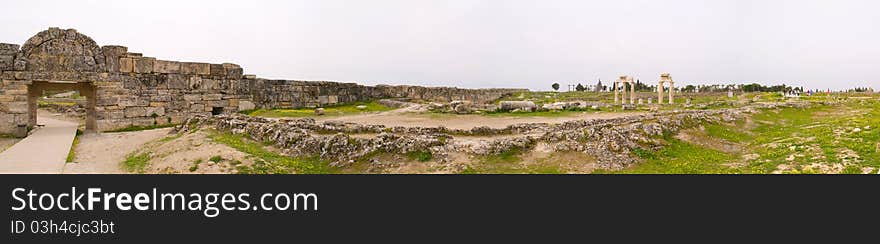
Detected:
left=122, top=153, right=151, bottom=173
left=406, top=151, right=433, bottom=162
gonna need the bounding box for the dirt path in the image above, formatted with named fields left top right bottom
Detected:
left=316, top=105, right=643, bottom=129
left=0, top=116, right=79, bottom=173
left=62, top=128, right=173, bottom=174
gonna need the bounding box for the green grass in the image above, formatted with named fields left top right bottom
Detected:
left=671, top=98, right=880, bottom=174
left=38, top=100, right=78, bottom=107
left=485, top=90, right=753, bottom=117
left=65, top=129, right=83, bottom=163
left=605, top=99, right=880, bottom=174
left=460, top=149, right=571, bottom=174
left=106, top=123, right=178, bottom=133
left=122, top=153, right=151, bottom=173
left=157, top=133, right=183, bottom=143
left=631, top=147, right=658, bottom=160
left=207, top=130, right=334, bottom=174
left=704, top=123, right=752, bottom=143
left=209, top=155, right=223, bottom=163
left=405, top=151, right=433, bottom=162
left=244, top=101, right=392, bottom=118
left=461, top=150, right=521, bottom=174
left=743, top=104, right=857, bottom=173
left=189, top=159, right=202, bottom=172
left=598, top=138, right=739, bottom=174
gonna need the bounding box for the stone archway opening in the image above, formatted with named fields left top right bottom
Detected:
left=27, top=81, right=97, bottom=132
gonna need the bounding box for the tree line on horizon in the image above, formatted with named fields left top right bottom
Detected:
left=549, top=81, right=873, bottom=93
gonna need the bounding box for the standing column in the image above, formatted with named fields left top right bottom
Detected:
left=80, top=83, right=97, bottom=132
left=630, top=81, right=635, bottom=104
left=658, top=82, right=664, bottom=104
left=669, top=82, right=675, bottom=104
left=27, top=84, right=39, bottom=128
left=614, top=82, right=619, bottom=104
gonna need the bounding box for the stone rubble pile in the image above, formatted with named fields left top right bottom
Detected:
left=176, top=102, right=801, bottom=170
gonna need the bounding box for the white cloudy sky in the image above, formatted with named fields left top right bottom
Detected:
left=2, top=0, right=878, bottom=91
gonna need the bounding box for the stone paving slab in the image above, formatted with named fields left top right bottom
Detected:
left=0, top=117, right=78, bottom=173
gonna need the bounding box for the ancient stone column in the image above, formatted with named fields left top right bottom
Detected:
left=80, top=83, right=97, bottom=132
left=669, top=81, right=675, bottom=104
left=27, top=84, right=39, bottom=128
left=614, top=81, right=619, bottom=104
left=658, top=82, right=664, bottom=104
left=629, top=79, right=635, bottom=105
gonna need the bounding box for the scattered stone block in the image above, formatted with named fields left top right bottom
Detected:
left=153, top=60, right=181, bottom=74
left=133, top=57, right=155, bottom=74
left=209, top=64, right=225, bottom=76
left=238, top=100, right=256, bottom=111
left=222, top=63, right=243, bottom=79
left=0, top=55, right=13, bottom=70
left=181, top=62, right=210, bottom=75
left=202, top=94, right=222, bottom=101
left=124, top=107, right=146, bottom=118
left=119, top=57, right=134, bottom=73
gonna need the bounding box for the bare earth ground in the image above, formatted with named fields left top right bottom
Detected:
left=0, top=138, right=19, bottom=154
left=63, top=105, right=641, bottom=174
left=139, top=130, right=257, bottom=174
left=38, top=109, right=83, bottom=124
left=63, top=128, right=172, bottom=174
left=316, top=105, right=643, bottom=129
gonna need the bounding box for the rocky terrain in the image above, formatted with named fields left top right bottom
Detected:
left=174, top=102, right=803, bottom=172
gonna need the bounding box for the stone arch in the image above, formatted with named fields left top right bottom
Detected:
left=19, top=28, right=105, bottom=72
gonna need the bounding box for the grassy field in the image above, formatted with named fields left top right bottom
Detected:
left=600, top=95, right=880, bottom=174
left=119, top=92, right=876, bottom=174
left=207, top=130, right=335, bottom=174
left=496, top=90, right=740, bottom=105
left=244, top=101, right=392, bottom=118
left=480, top=91, right=755, bottom=117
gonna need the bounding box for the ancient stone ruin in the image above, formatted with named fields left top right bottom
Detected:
left=614, top=75, right=635, bottom=104
left=178, top=102, right=798, bottom=171
left=0, top=28, right=525, bottom=136
left=658, top=73, right=675, bottom=104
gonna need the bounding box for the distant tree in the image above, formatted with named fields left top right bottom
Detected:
left=633, top=79, right=654, bottom=92
left=552, top=83, right=560, bottom=91
left=683, top=85, right=697, bottom=93
left=576, top=83, right=585, bottom=92
left=595, top=79, right=603, bottom=92
left=742, top=83, right=763, bottom=92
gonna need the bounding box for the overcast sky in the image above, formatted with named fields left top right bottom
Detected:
left=2, top=0, right=878, bottom=91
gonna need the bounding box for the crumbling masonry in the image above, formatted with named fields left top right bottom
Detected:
left=0, top=28, right=524, bottom=136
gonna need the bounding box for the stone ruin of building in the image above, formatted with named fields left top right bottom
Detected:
left=658, top=73, right=675, bottom=104
left=0, top=28, right=526, bottom=137
left=614, top=75, right=635, bottom=104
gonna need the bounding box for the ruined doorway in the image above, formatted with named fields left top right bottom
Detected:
left=26, top=81, right=97, bottom=132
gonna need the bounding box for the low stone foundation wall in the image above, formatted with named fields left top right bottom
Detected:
left=177, top=102, right=800, bottom=170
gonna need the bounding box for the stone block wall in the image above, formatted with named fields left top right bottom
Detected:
left=0, top=28, right=526, bottom=134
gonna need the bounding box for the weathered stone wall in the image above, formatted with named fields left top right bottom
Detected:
left=0, top=28, right=526, bottom=134
left=240, top=80, right=525, bottom=109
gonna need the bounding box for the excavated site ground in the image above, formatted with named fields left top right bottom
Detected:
left=56, top=94, right=880, bottom=174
